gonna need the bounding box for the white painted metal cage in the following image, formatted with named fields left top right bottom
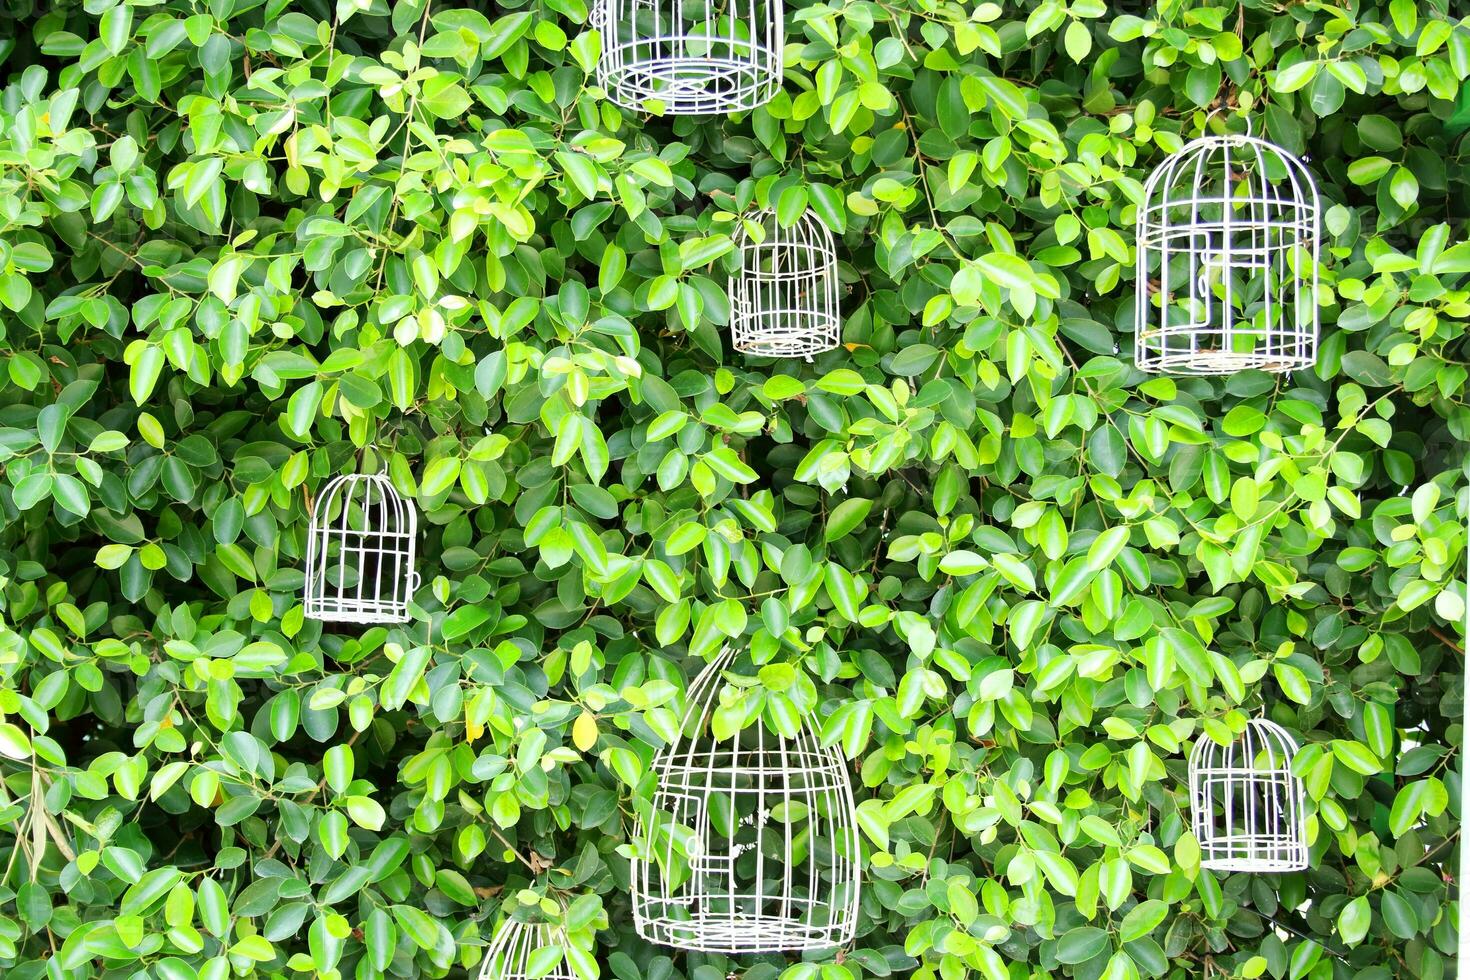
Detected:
left=478, top=920, right=574, bottom=980
left=631, top=648, right=860, bottom=953
left=729, top=209, right=841, bottom=360
left=1135, top=123, right=1320, bottom=375
left=304, top=474, right=419, bottom=624
left=1188, top=717, right=1308, bottom=873
left=593, top=0, right=783, bottom=114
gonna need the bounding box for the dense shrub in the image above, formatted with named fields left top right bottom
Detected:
left=0, top=0, right=1468, bottom=978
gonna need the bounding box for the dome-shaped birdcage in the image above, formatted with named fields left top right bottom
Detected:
left=593, top=0, right=783, bottom=114
left=1135, top=121, right=1320, bottom=375
left=729, top=209, right=841, bottom=360
left=1187, top=717, right=1308, bottom=873
left=631, top=647, right=860, bottom=954
left=478, top=919, right=575, bottom=980
left=304, top=473, right=420, bottom=625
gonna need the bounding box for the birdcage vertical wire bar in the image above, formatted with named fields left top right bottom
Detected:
left=478, top=920, right=575, bottom=980
left=1135, top=132, right=1320, bottom=375
left=304, top=474, right=419, bottom=624
left=594, top=0, right=783, bottom=114
left=1187, top=718, right=1308, bottom=873
left=632, top=648, right=860, bottom=952
left=729, top=210, right=841, bottom=360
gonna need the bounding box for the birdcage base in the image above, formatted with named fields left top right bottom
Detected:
left=1200, top=844, right=1308, bottom=874
left=1139, top=349, right=1314, bottom=376
left=603, top=49, right=779, bottom=114
left=305, top=598, right=411, bottom=624
left=639, top=912, right=847, bottom=953
left=732, top=319, right=841, bottom=359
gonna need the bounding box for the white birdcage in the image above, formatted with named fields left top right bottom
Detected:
left=478, top=920, right=575, bottom=980
left=304, top=473, right=419, bottom=624
left=1135, top=119, right=1320, bottom=375
left=729, top=209, right=841, bottom=360
left=593, top=0, right=783, bottom=114
left=1187, top=717, right=1308, bottom=873
left=631, top=648, right=860, bottom=954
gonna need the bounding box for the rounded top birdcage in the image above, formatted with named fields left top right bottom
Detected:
left=631, top=647, right=860, bottom=953
left=594, top=0, right=784, bottom=114
left=1135, top=121, right=1320, bottom=376
left=1187, top=716, right=1308, bottom=873
left=304, top=473, right=420, bottom=625
left=478, top=919, right=575, bottom=980
left=728, top=208, right=841, bottom=360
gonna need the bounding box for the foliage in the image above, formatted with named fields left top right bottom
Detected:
left=0, top=0, right=1468, bottom=978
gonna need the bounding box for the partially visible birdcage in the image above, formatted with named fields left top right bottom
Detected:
left=304, top=473, right=419, bottom=624
left=1187, top=717, right=1308, bottom=873
left=1135, top=120, right=1320, bottom=375
left=729, top=209, right=841, bottom=360
left=593, top=0, right=783, bottom=114
left=478, top=919, right=575, bottom=980
left=631, top=647, right=860, bottom=953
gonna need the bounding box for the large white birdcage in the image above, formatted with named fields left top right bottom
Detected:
left=631, top=647, right=860, bottom=953
left=593, top=0, right=783, bottom=114
left=478, top=919, right=574, bottom=980
left=304, top=473, right=419, bottom=624
left=1135, top=120, right=1320, bottom=375
left=1187, top=717, right=1308, bottom=873
left=729, top=209, right=841, bottom=360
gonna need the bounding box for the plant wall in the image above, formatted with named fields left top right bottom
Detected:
left=0, top=0, right=1468, bottom=978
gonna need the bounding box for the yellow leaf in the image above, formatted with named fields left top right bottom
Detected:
left=573, top=711, right=598, bottom=751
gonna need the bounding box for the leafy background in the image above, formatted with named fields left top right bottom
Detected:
left=0, top=0, right=1468, bottom=978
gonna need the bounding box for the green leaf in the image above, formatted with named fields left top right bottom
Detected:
left=1056, top=927, right=1110, bottom=965
left=825, top=498, right=873, bottom=541
left=1273, top=61, right=1319, bottom=92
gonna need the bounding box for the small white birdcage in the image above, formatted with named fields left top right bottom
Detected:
left=478, top=920, right=574, bottom=980
left=1188, top=717, right=1308, bottom=873
left=304, top=473, right=419, bottom=624
left=593, top=0, right=783, bottom=114
left=729, top=209, right=841, bottom=360
left=631, top=647, right=860, bottom=953
left=1135, top=118, right=1320, bottom=375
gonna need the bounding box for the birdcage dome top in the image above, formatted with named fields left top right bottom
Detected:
left=1140, top=131, right=1319, bottom=230
left=478, top=919, right=573, bottom=980
left=658, top=647, right=839, bottom=759
left=732, top=208, right=835, bottom=251
left=1189, top=717, right=1300, bottom=771
left=314, top=473, right=414, bottom=532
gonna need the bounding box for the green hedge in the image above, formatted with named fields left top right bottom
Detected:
left=1, top=0, right=1468, bottom=978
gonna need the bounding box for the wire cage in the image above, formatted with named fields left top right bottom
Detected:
left=593, top=0, right=783, bottom=114
left=631, top=647, right=860, bottom=954
left=1187, top=717, right=1308, bottom=873
left=304, top=474, right=419, bottom=624
left=1135, top=120, right=1320, bottom=375
left=478, top=920, right=575, bottom=980
left=729, top=209, right=841, bottom=360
